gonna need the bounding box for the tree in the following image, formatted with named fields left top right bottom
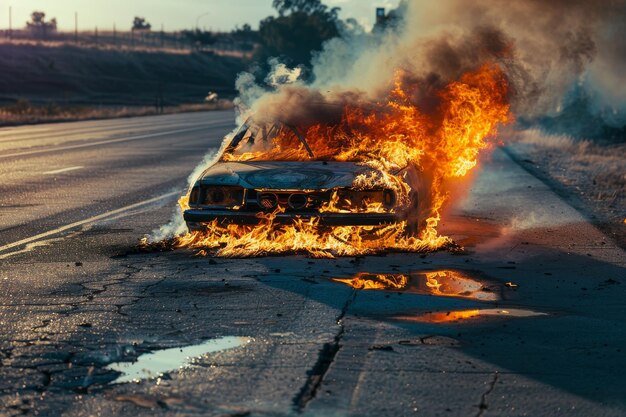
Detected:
left=257, top=0, right=341, bottom=66
left=132, top=16, right=151, bottom=31
left=272, top=0, right=339, bottom=17
left=231, top=23, right=259, bottom=42
left=230, top=24, right=259, bottom=52
left=26, top=11, right=57, bottom=37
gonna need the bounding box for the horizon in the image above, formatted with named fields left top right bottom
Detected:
left=0, top=0, right=400, bottom=33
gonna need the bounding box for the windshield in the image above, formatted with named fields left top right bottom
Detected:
left=219, top=118, right=390, bottom=165
left=221, top=122, right=319, bottom=162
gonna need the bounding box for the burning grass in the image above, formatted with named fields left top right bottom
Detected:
left=165, top=64, right=511, bottom=258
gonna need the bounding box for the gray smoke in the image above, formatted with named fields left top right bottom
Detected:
left=239, top=0, right=626, bottom=130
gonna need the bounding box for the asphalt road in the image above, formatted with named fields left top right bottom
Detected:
left=1, top=112, right=625, bottom=417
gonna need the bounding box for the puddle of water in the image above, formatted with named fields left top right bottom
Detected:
left=106, top=336, right=251, bottom=384
left=332, top=270, right=498, bottom=301
left=437, top=215, right=504, bottom=248
left=394, top=308, right=547, bottom=323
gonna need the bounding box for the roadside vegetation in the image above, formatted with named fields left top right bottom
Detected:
left=0, top=10, right=256, bottom=127
left=0, top=0, right=349, bottom=126
left=0, top=99, right=233, bottom=127
left=0, top=41, right=245, bottom=121
left=507, top=129, right=626, bottom=248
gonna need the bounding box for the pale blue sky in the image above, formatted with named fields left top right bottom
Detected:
left=0, top=0, right=399, bottom=32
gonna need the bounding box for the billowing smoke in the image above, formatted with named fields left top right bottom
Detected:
left=429, top=0, right=626, bottom=128
left=241, top=0, right=626, bottom=132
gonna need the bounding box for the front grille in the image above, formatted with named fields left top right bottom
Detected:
left=257, top=192, right=278, bottom=209
left=246, top=189, right=331, bottom=212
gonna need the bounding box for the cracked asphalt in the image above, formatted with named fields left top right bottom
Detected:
left=1, top=112, right=625, bottom=417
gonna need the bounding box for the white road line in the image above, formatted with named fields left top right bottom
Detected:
left=0, top=191, right=181, bottom=254
left=0, top=127, right=52, bottom=137
left=43, top=166, right=84, bottom=175
left=0, top=121, right=230, bottom=159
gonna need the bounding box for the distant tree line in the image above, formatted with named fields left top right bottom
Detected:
left=25, top=13, right=155, bottom=34
left=18, top=1, right=386, bottom=69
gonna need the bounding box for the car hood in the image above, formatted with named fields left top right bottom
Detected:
left=198, top=161, right=377, bottom=190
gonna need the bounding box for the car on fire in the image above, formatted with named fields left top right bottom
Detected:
left=183, top=120, right=430, bottom=236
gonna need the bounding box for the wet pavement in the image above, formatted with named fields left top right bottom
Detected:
left=1, top=115, right=625, bottom=417
left=331, top=269, right=501, bottom=301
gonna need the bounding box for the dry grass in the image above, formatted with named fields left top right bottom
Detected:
left=0, top=100, right=234, bottom=127
left=0, top=38, right=193, bottom=55
left=0, top=43, right=246, bottom=108
left=507, top=128, right=625, bottom=246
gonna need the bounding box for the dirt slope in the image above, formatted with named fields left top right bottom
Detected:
left=0, top=43, right=246, bottom=106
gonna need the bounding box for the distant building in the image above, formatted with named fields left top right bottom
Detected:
left=376, top=8, right=386, bottom=25
left=373, top=6, right=403, bottom=33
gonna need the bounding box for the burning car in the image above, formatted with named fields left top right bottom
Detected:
left=183, top=120, right=429, bottom=236
left=173, top=65, right=508, bottom=257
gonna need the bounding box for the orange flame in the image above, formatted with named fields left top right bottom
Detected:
left=174, top=64, right=510, bottom=257
left=395, top=310, right=482, bottom=323
left=332, top=273, right=409, bottom=290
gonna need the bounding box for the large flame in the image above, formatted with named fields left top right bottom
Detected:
left=174, top=64, right=510, bottom=257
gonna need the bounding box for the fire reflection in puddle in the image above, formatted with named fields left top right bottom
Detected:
left=332, top=270, right=498, bottom=301
left=394, top=308, right=547, bottom=323
left=106, top=336, right=251, bottom=384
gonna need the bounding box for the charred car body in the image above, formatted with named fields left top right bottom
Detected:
left=183, top=120, right=428, bottom=235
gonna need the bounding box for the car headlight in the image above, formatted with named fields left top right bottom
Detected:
left=189, top=185, right=245, bottom=208
left=335, top=189, right=396, bottom=211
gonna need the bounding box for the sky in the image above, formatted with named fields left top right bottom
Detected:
left=0, top=0, right=400, bottom=32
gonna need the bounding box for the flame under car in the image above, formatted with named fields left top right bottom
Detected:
left=183, top=121, right=426, bottom=235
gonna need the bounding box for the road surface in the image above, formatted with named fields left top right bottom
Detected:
left=0, top=112, right=625, bottom=417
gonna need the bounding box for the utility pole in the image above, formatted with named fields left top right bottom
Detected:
left=8, top=6, right=12, bottom=39
left=113, top=23, right=116, bottom=46
left=74, top=12, right=78, bottom=43
left=160, top=23, right=164, bottom=48
left=195, top=12, right=209, bottom=31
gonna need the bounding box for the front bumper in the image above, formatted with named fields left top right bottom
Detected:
left=183, top=209, right=398, bottom=228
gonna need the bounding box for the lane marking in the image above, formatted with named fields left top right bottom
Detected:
left=43, top=166, right=84, bottom=175
left=0, top=127, right=52, bottom=137
left=0, top=121, right=232, bottom=160
left=0, top=191, right=180, bottom=254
